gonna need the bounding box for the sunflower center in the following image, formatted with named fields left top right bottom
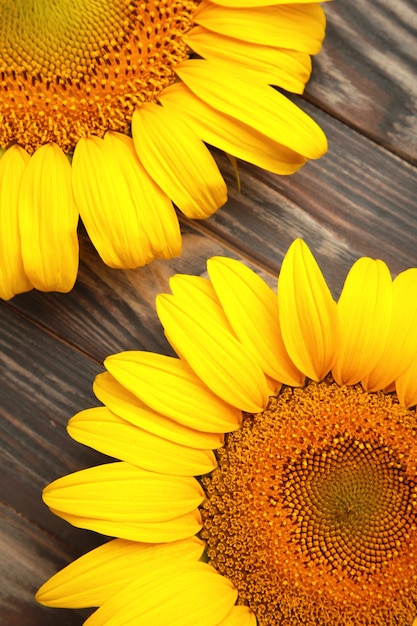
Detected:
left=0, top=0, right=198, bottom=153
left=201, top=381, right=417, bottom=626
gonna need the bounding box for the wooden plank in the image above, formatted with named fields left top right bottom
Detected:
left=306, top=0, right=417, bottom=163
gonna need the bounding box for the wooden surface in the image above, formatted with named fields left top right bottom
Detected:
left=1, top=1, right=417, bottom=623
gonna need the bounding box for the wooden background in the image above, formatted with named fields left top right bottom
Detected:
left=1, top=1, right=417, bottom=624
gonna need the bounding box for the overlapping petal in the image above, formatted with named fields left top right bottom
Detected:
left=157, top=276, right=271, bottom=413
left=104, top=352, right=242, bottom=433
left=72, top=132, right=181, bottom=268
left=43, top=462, right=204, bottom=541
left=207, top=256, right=304, bottom=386
left=36, top=536, right=204, bottom=608
left=68, top=407, right=217, bottom=476
left=175, top=59, right=327, bottom=160
left=94, top=372, right=224, bottom=450
left=83, top=562, right=237, bottom=626
left=194, top=2, right=326, bottom=54
left=132, top=102, right=227, bottom=218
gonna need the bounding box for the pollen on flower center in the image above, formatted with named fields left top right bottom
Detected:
left=201, top=381, right=417, bottom=626
left=0, top=0, right=198, bottom=153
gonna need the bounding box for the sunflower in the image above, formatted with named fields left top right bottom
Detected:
left=0, top=0, right=327, bottom=300
left=36, top=239, right=417, bottom=625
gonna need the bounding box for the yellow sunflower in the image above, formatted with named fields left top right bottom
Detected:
left=37, top=239, right=417, bottom=625
left=0, top=0, right=327, bottom=300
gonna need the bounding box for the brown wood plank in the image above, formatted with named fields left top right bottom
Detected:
left=306, top=0, right=417, bottom=163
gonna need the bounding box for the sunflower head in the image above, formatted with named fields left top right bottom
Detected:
left=0, top=0, right=328, bottom=300
left=37, top=239, right=417, bottom=625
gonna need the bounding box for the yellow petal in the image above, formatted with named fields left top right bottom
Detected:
left=157, top=277, right=271, bottom=413
left=0, top=145, right=32, bottom=299
left=332, top=258, right=392, bottom=386
left=105, top=351, right=241, bottom=433
left=175, top=59, right=327, bottom=159
left=132, top=102, right=227, bottom=219
left=72, top=131, right=181, bottom=268
left=396, top=358, right=417, bottom=409
left=207, top=256, right=304, bottom=386
left=278, top=239, right=339, bottom=381
left=218, top=606, right=257, bottom=626
left=194, top=2, right=326, bottom=55
left=160, top=82, right=307, bottom=175
left=51, top=507, right=202, bottom=544
left=364, top=268, right=417, bottom=391
left=36, top=537, right=204, bottom=608
left=68, top=407, right=217, bottom=476
left=19, top=143, right=79, bottom=292
left=94, top=372, right=224, bottom=450
left=84, top=562, right=237, bottom=626
left=186, top=26, right=312, bottom=94
left=43, top=462, right=204, bottom=540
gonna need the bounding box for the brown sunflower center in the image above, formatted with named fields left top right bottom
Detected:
left=0, top=0, right=198, bottom=154
left=201, top=381, right=417, bottom=626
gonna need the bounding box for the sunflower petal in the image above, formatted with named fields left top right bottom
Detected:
left=186, top=27, right=312, bottom=93
left=211, top=0, right=328, bottom=5
left=396, top=359, right=417, bottom=409
left=278, top=239, right=339, bottom=381
left=42, top=462, right=204, bottom=540
left=364, top=268, right=417, bottom=391
left=175, top=59, right=327, bottom=159
left=72, top=131, right=181, bottom=268
left=68, top=407, right=217, bottom=476
left=0, top=145, right=32, bottom=299
left=84, top=562, right=237, bottom=626
left=93, top=372, right=224, bottom=450
left=105, top=351, right=241, bottom=433
left=332, top=258, right=392, bottom=386
left=36, top=537, right=204, bottom=609
left=160, top=81, right=307, bottom=174
left=132, top=102, right=227, bottom=219
left=156, top=276, right=271, bottom=412
left=207, top=256, right=304, bottom=386
left=194, top=2, right=326, bottom=55
left=19, top=143, right=79, bottom=292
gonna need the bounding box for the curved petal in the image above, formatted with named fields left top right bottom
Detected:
left=156, top=276, right=271, bottom=413
left=207, top=256, right=304, bottom=386
left=186, top=27, right=312, bottom=94
left=194, top=2, right=326, bottom=55
left=132, top=102, right=227, bottom=218
left=105, top=351, right=241, bottom=433
left=175, top=59, right=327, bottom=159
left=72, top=131, right=181, bottom=268
left=160, top=81, right=307, bottom=174
left=0, top=145, right=32, bottom=299
left=93, top=372, right=224, bottom=450
left=68, top=407, right=217, bottom=476
left=364, top=268, right=417, bottom=391
left=278, top=239, right=339, bottom=381
left=36, top=536, right=204, bottom=608
left=84, top=562, right=237, bottom=626
left=332, top=258, right=392, bottom=386
left=19, top=143, right=79, bottom=292
left=42, top=462, right=204, bottom=541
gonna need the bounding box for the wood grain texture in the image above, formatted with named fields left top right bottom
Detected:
left=1, top=1, right=417, bottom=624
